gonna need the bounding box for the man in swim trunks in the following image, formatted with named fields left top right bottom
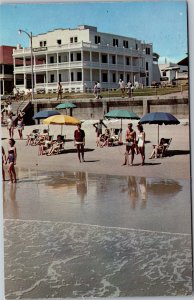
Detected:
left=122, top=123, right=136, bottom=166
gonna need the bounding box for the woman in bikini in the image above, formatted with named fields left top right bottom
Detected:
left=6, top=138, right=17, bottom=183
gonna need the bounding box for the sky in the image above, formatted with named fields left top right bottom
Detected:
left=0, top=0, right=188, bottom=64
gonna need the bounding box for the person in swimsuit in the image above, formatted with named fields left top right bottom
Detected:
left=6, top=139, right=17, bottom=183
left=122, top=123, right=136, bottom=166
left=93, top=119, right=107, bottom=147
left=17, top=114, right=24, bottom=140
left=74, top=124, right=85, bottom=162
left=137, top=123, right=145, bottom=165
left=2, top=146, right=6, bottom=181
left=7, top=113, right=14, bottom=139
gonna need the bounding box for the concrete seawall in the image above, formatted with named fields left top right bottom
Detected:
left=33, top=94, right=189, bottom=120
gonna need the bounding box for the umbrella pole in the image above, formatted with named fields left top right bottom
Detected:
left=158, top=124, right=159, bottom=145
left=61, top=125, right=63, bottom=135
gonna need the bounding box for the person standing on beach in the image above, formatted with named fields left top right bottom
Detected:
left=137, top=123, right=145, bottom=165
left=7, top=113, right=14, bottom=139
left=2, top=146, right=6, bottom=181
left=74, top=124, right=85, bottom=163
left=17, top=111, right=25, bottom=140
left=122, top=123, right=136, bottom=166
left=93, top=119, right=107, bottom=147
left=57, top=82, right=63, bottom=100
left=5, top=138, right=17, bottom=183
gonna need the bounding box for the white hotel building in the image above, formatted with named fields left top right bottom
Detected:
left=13, top=25, right=153, bottom=93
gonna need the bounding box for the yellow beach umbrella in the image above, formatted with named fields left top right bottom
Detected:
left=43, top=115, right=81, bottom=134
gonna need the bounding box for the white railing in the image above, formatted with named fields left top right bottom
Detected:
left=13, top=41, right=145, bottom=58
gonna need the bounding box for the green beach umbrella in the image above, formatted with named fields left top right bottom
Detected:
left=104, top=109, right=140, bottom=141
left=56, top=102, right=77, bottom=109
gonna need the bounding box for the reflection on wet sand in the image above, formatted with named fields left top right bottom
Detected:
left=3, top=169, right=192, bottom=298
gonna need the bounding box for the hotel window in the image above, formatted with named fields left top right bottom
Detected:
left=74, top=37, right=78, bottom=43
left=50, top=56, right=54, bottom=64
left=123, top=40, right=128, bottom=48
left=71, top=53, right=74, bottom=61
left=146, top=47, right=150, bottom=55
left=102, top=73, right=108, bottom=82
left=112, top=73, right=116, bottom=83
left=58, top=56, right=61, bottom=63
left=59, top=74, right=62, bottom=82
left=112, top=55, right=116, bottom=64
left=146, top=62, right=149, bottom=71
left=50, top=74, right=54, bottom=83
left=57, top=39, right=62, bottom=45
left=136, top=43, right=138, bottom=50
left=126, top=57, right=130, bottom=65
left=71, top=72, right=74, bottom=81
left=77, top=72, right=82, bottom=81
left=102, top=54, right=107, bottom=63
left=113, top=38, right=118, bottom=47
left=77, top=53, right=81, bottom=61
left=40, top=41, right=47, bottom=47
left=95, top=35, right=101, bottom=44
left=163, top=71, right=166, bottom=76
left=70, top=37, right=74, bottom=43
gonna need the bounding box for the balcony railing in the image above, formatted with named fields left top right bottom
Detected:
left=13, top=41, right=147, bottom=57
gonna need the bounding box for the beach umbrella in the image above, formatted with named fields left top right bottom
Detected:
left=104, top=109, right=140, bottom=141
left=140, top=112, right=180, bottom=144
left=32, top=110, right=60, bottom=120
left=56, top=102, right=77, bottom=109
left=56, top=102, right=77, bottom=116
left=43, top=114, right=81, bottom=135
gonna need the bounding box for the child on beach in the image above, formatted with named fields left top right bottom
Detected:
left=6, top=139, right=17, bottom=183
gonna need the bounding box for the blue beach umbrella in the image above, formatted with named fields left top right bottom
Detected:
left=140, top=112, right=180, bottom=144
left=33, top=110, right=61, bottom=120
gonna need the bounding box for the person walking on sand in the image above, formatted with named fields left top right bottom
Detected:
left=2, top=146, right=6, bottom=181
left=57, top=81, right=63, bottom=100
left=5, top=139, right=17, bottom=183
left=122, top=123, right=136, bottom=166
left=137, top=123, right=145, bottom=165
left=74, top=124, right=85, bottom=163
left=93, top=119, right=107, bottom=147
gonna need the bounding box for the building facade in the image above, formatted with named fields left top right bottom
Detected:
left=0, top=46, right=19, bottom=95
left=13, top=25, right=153, bottom=93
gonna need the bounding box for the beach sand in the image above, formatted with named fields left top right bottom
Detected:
left=1, top=118, right=191, bottom=180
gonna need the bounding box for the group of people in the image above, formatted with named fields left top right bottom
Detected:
left=6, top=111, right=25, bottom=140
left=2, top=139, right=17, bottom=183
left=93, top=79, right=134, bottom=100
left=118, top=79, right=133, bottom=98
left=122, top=122, right=145, bottom=166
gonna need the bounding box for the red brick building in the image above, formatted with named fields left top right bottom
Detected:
left=0, top=45, right=22, bottom=95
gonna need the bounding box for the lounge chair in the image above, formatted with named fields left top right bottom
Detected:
left=159, top=138, right=172, bottom=157
left=108, top=128, right=122, bottom=146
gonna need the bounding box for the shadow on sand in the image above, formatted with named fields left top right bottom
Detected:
left=167, top=150, right=190, bottom=156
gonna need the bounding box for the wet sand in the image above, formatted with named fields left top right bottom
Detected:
left=2, top=119, right=192, bottom=298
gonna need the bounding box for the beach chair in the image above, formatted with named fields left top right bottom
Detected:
left=158, top=138, right=172, bottom=157
left=108, top=128, right=122, bottom=146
